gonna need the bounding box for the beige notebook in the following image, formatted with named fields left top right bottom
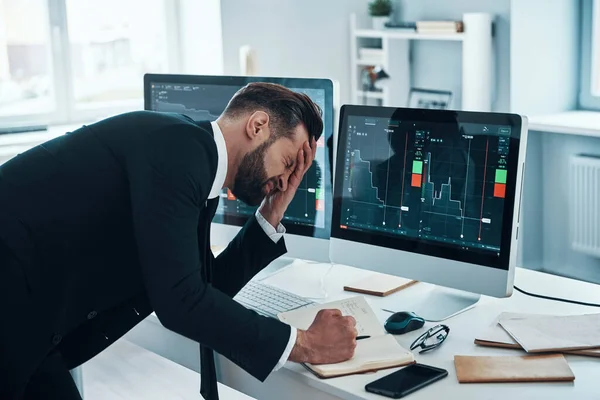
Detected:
left=343, top=273, right=417, bottom=297
left=454, top=354, right=575, bottom=383
left=499, top=313, right=600, bottom=353
left=278, top=296, right=415, bottom=378
left=475, top=312, right=600, bottom=357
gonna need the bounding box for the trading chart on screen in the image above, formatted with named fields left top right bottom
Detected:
left=340, top=116, right=512, bottom=254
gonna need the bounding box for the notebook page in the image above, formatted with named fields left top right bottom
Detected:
left=477, top=312, right=545, bottom=345
left=310, top=335, right=413, bottom=376
left=278, top=296, right=385, bottom=337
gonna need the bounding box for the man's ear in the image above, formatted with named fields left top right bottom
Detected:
left=245, top=111, right=271, bottom=142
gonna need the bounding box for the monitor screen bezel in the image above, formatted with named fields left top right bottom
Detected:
left=143, top=73, right=334, bottom=239
left=331, top=104, right=524, bottom=270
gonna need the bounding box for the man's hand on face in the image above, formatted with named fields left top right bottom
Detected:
left=258, top=137, right=317, bottom=228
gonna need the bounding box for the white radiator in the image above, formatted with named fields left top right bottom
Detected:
left=569, top=154, right=600, bottom=258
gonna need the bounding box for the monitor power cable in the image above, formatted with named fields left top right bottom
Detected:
left=513, top=285, right=600, bottom=308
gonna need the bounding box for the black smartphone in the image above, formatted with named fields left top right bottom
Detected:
left=365, top=363, right=448, bottom=398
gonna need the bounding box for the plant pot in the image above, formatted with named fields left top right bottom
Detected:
left=371, top=16, right=389, bottom=30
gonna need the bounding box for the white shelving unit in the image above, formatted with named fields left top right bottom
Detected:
left=353, top=28, right=465, bottom=41
left=350, top=13, right=493, bottom=111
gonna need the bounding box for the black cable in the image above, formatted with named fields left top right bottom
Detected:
left=514, top=285, right=600, bottom=308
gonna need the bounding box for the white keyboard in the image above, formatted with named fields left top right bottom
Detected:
left=235, top=281, right=315, bottom=318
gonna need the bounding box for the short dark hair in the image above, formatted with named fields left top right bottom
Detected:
left=222, top=82, right=323, bottom=143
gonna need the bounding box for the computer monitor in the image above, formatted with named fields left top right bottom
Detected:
left=330, top=105, right=527, bottom=321
left=144, top=74, right=336, bottom=263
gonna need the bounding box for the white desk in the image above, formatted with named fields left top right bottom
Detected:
left=81, top=338, right=254, bottom=400
left=216, top=263, right=600, bottom=400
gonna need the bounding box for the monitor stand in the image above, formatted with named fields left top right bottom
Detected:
left=254, top=256, right=296, bottom=281
left=382, top=286, right=481, bottom=322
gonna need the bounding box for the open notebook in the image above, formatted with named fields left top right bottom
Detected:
left=277, top=296, right=415, bottom=378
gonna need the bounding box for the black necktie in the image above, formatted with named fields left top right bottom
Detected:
left=200, top=197, right=220, bottom=400
left=200, top=344, right=219, bottom=400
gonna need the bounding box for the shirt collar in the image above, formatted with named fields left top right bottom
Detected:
left=208, top=120, right=228, bottom=199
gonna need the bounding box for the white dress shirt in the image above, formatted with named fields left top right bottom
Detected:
left=207, top=121, right=297, bottom=372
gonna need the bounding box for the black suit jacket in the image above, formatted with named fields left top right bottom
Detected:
left=0, top=111, right=290, bottom=389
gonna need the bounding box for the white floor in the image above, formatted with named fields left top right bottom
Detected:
left=81, top=339, right=253, bottom=400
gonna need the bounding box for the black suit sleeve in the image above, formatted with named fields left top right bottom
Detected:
left=211, top=216, right=287, bottom=297
left=127, top=126, right=290, bottom=381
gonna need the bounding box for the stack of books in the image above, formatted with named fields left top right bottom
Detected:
left=474, top=311, right=600, bottom=357
left=358, top=48, right=384, bottom=64
left=383, top=21, right=416, bottom=31
left=416, top=20, right=463, bottom=34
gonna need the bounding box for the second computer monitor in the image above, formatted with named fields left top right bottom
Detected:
left=144, top=74, right=335, bottom=262
left=330, top=105, right=527, bottom=320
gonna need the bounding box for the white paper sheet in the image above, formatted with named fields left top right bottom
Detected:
left=278, top=295, right=386, bottom=337
left=499, top=313, right=600, bottom=352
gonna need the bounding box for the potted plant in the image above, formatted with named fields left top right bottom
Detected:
left=368, top=0, right=392, bottom=30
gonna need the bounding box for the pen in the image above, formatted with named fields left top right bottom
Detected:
left=356, top=335, right=370, bottom=340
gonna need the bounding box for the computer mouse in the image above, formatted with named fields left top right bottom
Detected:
left=384, top=311, right=425, bottom=335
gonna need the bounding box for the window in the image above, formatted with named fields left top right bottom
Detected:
left=65, top=0, right=172, bottom=109
left=0, top=0, right=181, bottom=126
left=580, top=0, right=600, bottom=109
left=0, top=0, right=55, bottom=118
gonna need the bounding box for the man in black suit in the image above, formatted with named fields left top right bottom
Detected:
left=0, top=83, right=357, bottom=400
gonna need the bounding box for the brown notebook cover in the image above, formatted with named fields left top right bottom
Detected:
left=474, top=338, right=521, bottom=349
left=454, top=354, right=575, bottom=383
left=343, top=273, right=417, bottom=297
left=474, top=338, right=600, bottom=357
left=303, top=356, right=416, bottom=380
left=301, top=334, right=415, bottom=379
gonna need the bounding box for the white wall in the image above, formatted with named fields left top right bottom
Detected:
left=393, top=0, right=511, bottom=111
left=220, top=0, right=511, bottom=111
left=508, top=1, right=598, bottom=284
left=221, top=0, right=367, bottom=105
left=179, top=0, right=224, bottom=75
left=510, top=0, right=579, bottom=115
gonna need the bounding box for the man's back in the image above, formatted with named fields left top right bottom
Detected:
left=0, top=110, right=217, bottom=334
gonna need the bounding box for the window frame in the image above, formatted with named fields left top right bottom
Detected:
left=580, top=0, right=600, bottom=110
left=592, top=0, right=600, bottom=96
left=0, top=0, right=183, bottom=127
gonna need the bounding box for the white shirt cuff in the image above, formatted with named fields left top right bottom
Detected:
left=255, top=210, right=286, bottom=243
left=273, top=326, right=297, bottom=371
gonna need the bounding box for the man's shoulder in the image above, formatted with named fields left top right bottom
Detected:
left=97, top=111, right=215, bottom=151
left=99, top=110, right=210, bottom=131
left=147, top=115, right=216, bottom=157
left=145, top=113, right=214, bottom=143
left=90, top=111, right=218, bottom=182
left=89, top=110, right=209, bottom=132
